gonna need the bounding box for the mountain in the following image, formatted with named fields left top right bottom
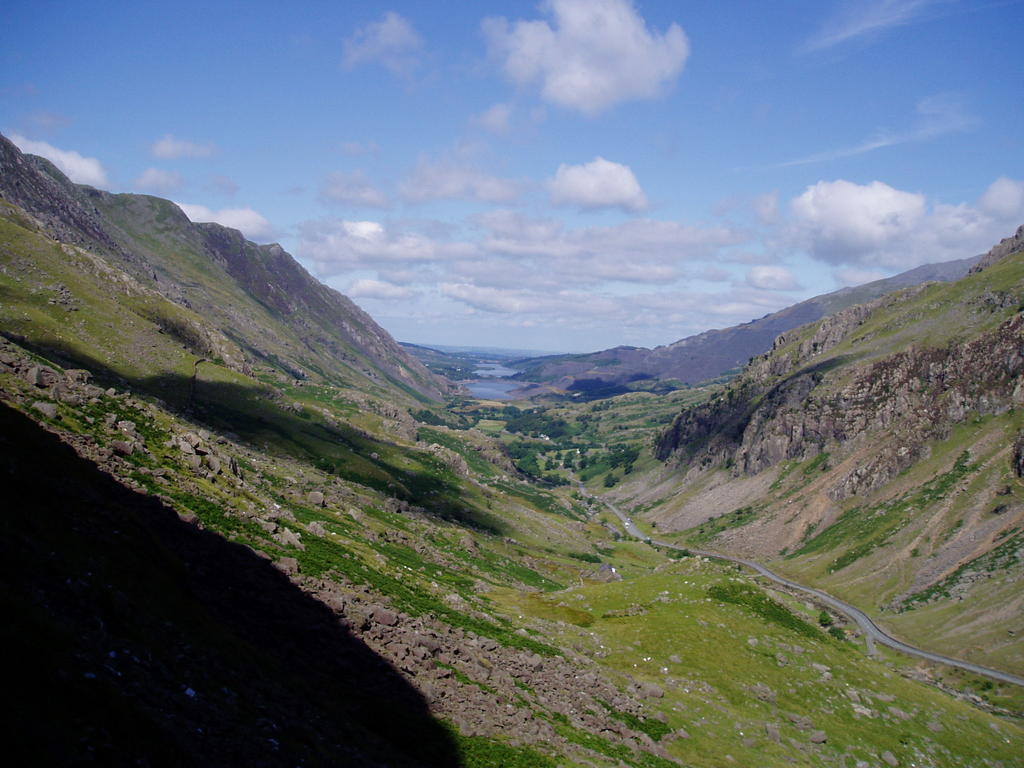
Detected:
left=512, top=257, right=980, bottom=394
left=0, top=134, right=449, bottom=403
left=637, top=226, right=1024, bottom=673
left=2, top=129, right=1022, bottom=765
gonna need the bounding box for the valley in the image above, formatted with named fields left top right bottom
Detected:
left=2, top=133, right=1023, bottom=767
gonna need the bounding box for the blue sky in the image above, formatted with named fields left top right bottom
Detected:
left=3, top=0, right=1022, bottom=352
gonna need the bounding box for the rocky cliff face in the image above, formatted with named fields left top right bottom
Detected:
left=657, top=237, right=1024, bottom=503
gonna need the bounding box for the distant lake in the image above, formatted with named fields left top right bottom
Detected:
left=465, top=379, right=521, bottom=400
left=465, top=362, right=522, bottom=399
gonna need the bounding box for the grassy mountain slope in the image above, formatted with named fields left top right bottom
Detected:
left=2, top=130, right=1022, bottom=763
left=0, top=134, right=447, bottom=402
left=636, top=229, right=1024, bottom=675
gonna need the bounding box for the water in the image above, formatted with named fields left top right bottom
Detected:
left=465, top=362, right=523, bottom=399
left=465, top=379, right=521, bottom=400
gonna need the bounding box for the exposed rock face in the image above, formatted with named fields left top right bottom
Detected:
left=657, top=244, right=1024, bottom=501
left=1014, top=433, right=1024, bottom=478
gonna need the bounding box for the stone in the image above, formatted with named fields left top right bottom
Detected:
left=369, top=606, right=399, bottom=626
left=809, top=730, right=827, bottom=744
left=307, top=520, right=326, bottom=537
left=638, top=682, right=664, bottom=699
left=275, top=557, right=299, bottom=575
left=117, top=420, right=136, bottom=434
left=764, top=722, right=780, bottom=743
left=110, top=440, right=134, bottom=456
left=307, top=490, right=325, bottom=507
left=32, top=400, right=58, bottom=419
left=204, top=455, right=222, bottom=474
left=881, top=751, right=898, bottom=766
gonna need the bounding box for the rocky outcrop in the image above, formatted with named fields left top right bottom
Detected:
left=970, top=224, right=1024, bottom=274
left=658, top=245, right=1024, bottom=501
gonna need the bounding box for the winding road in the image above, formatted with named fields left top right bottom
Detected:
left=587, top=488, right=1024, bottom=689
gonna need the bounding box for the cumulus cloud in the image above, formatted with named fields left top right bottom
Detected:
left=151, top=134, right=215, bottom=159
left=549, top=156, right=647, bottom=211
left=789, top=179, right=926, bottom=264
left=320, top=170, right=389, bottom=208
left=788, top=177, right=1024, bottom=269
left=343, top=11, right=423, bottom=75
left=483, top=0, right=689, bottom=115
left=803, top=0, right=936, bottom=52
left=9, top=133, right=108, bottom=186
left=746, top=265, right=801, bottom=291
left=347, top=278, right=415, bottom=300
left=979, top=177, right=1024, bottom=219
left=399, top=157, right=522, bottom=203
left=299, top=219, right=471, bottom=275
left=134, top=167, right=183, bottom=193
left=175, top=202, right=273, bottom=240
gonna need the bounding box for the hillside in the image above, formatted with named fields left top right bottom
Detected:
left=2, top=135, right=1022, bottom=765
left=0, top=134, right=448, bottom=403
left=632, top=226, right=1024, bottom=675
left=512, top=257, right=979, bottom=395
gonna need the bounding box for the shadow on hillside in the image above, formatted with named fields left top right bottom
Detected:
left=2, top=333, right=507, bottom=535
left=0, top=402, right=462, bottom=766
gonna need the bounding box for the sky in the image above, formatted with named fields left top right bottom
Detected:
left=2, top=0, right=1023, bottom=353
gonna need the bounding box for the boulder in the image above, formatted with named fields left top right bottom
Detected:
left=32, top=400, right=58, bottom=419
left=809, top=730, right=827, bottom=744
left=881, top=751, right=899, bottom=766
left=274, top=557, right=299, bottom=575
left=110, top=440, right=134, bottom=457
left=306, top=520, right=326, bottom=537
left=307, top=490, right=325, bottom=507
left=369, top=606, right=399, bottom=626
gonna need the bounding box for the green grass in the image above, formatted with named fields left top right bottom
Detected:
left=707, top=582, right=823, bottom=640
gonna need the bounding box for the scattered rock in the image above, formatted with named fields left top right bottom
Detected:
left=306, top=520, right=326, bottom=537
left=274, top=557, right=299, bottom=575
left=809, top=730, right=827, bottom=744
left=764, top=722, right=780, bottom=743
left=881, top=750, right=899, bottom=766
left=110, top=440, right=134, bottom=456
left=307, top=490, right=325, bottom=507
left=369, top=606, right=399, bottom=627
left=32, top=400, right=58, bottom=419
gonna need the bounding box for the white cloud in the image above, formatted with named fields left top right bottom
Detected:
left=134, top=167, right=183, bottom=193
left=9, top=133, right=108, bottom=186
left=299, top=219, right=469, bottom=275
left=472, top=103, right=513, bottom=135
left=320, top=170, right=389, bottom=208
left=979, top=177, right=1024, bottom=220
left=483, top=0, right=689, bottom=115
left=399, top=157, right=521, bottom=203
left=347, top=278, right=415, bottom=300
left=150, top=134, right=215, bottom=159
left=549, top=157, right=647, bottom=211
left=343, top=11, right=423, bottom=75
left=789, top=177, right=1024, bottom=269
left=804, top=0, right=936, bottom=52
left=790, top=179, right=926, bottom=264
left=175, top=202, right=273, bottom=240
left=746, top=265, right=800, bottom=291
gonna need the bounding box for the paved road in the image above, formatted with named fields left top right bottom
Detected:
left=586, top=487, right=1024, bottom=689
